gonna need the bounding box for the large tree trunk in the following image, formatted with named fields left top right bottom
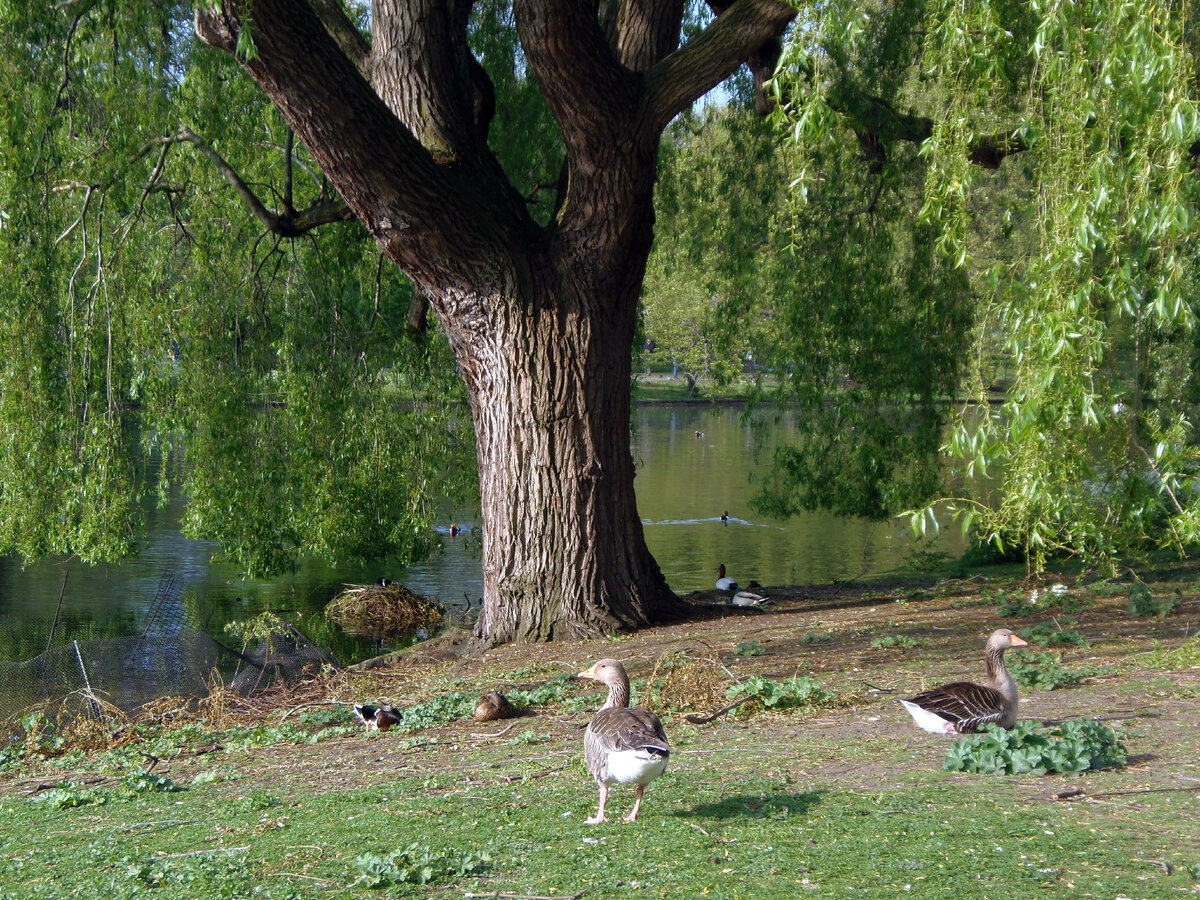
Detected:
left=445, top=247, right=680, bottom=643
left=195, top=0, right=794, bottom=643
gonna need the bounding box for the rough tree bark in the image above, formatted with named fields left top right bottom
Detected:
left=194, top=0, right=795, bottom=643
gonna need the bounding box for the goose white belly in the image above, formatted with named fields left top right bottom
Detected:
left=601, top=748, right=669, bottom=786
left=899, top=699, right=958, bottom=734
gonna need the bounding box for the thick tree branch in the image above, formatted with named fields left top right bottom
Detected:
left=194, top=1, right=522, bottom=289
left=175, top=127, right=356, bottom=237
left=832, top=94, right=1030, bottom=170
left=370, top=0, right=482, bottom=162
left=309, top=0, right=370, bottom=75
left=514, top=0, right=638, bottom=154
left=706, top=1, right=783, bottom=115
left=646, top=0, right=795, bottom=131
left=612, top=0, right=684, bottom=72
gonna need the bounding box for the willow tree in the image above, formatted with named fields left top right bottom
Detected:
left=769, top=0, right=1200, bottom=570
left=2, top=2, right=796, bottom=644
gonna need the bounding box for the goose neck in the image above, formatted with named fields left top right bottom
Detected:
left=986, top=645, right=1017, bottom=698
left=602, top=678, right=631, bottom=710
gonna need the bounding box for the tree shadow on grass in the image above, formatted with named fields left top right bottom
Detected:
left=677, top=790, right=826, bottom=821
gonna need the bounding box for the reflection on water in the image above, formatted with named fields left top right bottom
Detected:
left=0, top=404, right=963, bottom=663
left=633, top=405, right=963, bottom=593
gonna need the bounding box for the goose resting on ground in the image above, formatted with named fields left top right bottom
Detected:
left=353, top=703, right=402, bottom=732
left=899, top=628, right=1028, bottom=734
left=578, top=658, right=670, bottom=824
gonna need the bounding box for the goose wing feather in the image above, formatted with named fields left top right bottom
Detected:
left=584, top=707, right=670, bottom=781
left=903, top=681, right=1008, bottom=733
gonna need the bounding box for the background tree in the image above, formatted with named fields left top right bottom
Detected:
left=0, top=2, right=474, bottom=576
left=648, top=99, right=973, bottom=520
left=769, top=0, right=1200, bottom=570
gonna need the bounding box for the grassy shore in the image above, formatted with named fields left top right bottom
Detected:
left=2, top=568, right=1198, bottom=898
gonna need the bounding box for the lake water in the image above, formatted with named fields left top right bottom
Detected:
left=0, top=404, right=964, bottom=664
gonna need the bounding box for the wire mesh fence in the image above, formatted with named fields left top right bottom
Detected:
left=0, top=570, right=337, bottom=727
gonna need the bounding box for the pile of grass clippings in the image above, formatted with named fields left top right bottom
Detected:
left=325, top=583, right=444, bottom=635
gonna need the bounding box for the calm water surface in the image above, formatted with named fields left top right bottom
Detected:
left=0, top=405, right=962, bottom=663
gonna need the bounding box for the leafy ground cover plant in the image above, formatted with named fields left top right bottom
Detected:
left=944, top=719, right=1128, bottom=775
left=870, top=635, right=919, bottom=650
left=725, top=675, right=835, bottom=710
left=1007, top=650, right=1115, bottom=690
left=354, top=844, right=490, bottom=888
left=1128, top=582, right=1178, bottom=618
left=1020, top=620, right=1089, bottom=648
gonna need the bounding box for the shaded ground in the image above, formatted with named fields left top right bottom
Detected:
left=7, top=569, right=1197, bottom=813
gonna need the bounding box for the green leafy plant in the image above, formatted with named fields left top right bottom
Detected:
left=120, top=770, right=183, bottom=794
left=29, top=781, right=107, bottom=809
left=19, top=712, right=65, bottom=758
left=1128, top=582, right=1177, bottom=618
left=506, top=673, right=581, bottom=707
left=354, top=844, right=490, bottom=888
left=734, top=640, right=766, bottom=657
left=1007, top=650, right=1114, bottom=691
left=944, top=719, right=1127, bottom=775
left=1020, top=621, right=1089, bottom=648
left=190, top=766, right=240, bottom=787
left=990, top=590, right=1035, bottom=618
left=871, top=635, right=918, bottom=650
left=801, top=632, right=832, bottom=644
left=231, top=792, right=283, bottom=813
left=726, top=675, right=835, bottom=710
left=1130, top=635, right=1200, bottom=670
left=124, top=850, right=255, bottom=891
left=504, top=728, right=548, bottom=746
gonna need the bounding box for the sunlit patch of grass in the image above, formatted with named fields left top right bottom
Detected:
left=1125, top=635, right=1200, bottom=670
left=2, top=746, right=1195, bottom=900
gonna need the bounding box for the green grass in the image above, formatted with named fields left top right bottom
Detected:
left=2, top=722, right=1196, bottom=899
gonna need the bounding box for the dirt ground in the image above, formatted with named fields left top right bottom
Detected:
left=6, top=570, right=1200, bottom=806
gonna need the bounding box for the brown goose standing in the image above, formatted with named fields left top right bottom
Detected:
left=578, top=659, right=670, bottom=824
left=899, top=628, right=1029, bottom=734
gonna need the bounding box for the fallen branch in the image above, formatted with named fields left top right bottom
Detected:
left=1046, top=785, right=1200, bottom=802
left=684, top=695, right=752, bottom=724
left=470, top=722, right=519, bottom=739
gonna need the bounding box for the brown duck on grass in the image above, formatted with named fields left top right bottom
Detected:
left=578, top=658, right=670, bottom=824
left=899, top=628, right=1029, bottom=734
left=474, top=690, right=515, bottom=722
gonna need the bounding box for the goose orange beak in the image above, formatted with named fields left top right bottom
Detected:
left=578, top=663, right=598, bottom=681
left=1009, top=634, right=1028, bottom=647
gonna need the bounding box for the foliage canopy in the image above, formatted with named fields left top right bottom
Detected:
left=0, top=2, right=479, bottom=574
left=655, top=0, right=1200, bottom=571
left=2, top=0, right=1198, bottom=584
